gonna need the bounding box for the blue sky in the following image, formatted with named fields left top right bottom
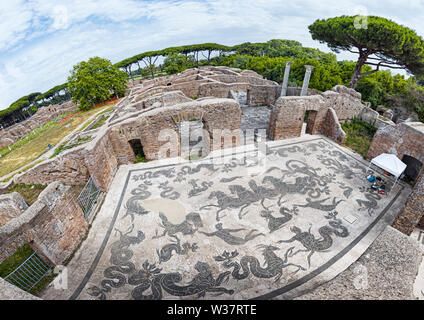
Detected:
left=1, top=0, right=424, bottom=109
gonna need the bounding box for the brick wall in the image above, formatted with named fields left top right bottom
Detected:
left=268, top=85, right=364, bottom=140
left=0, top=182, right=88, bottom=265
left=15, top=98, right=241, bottom=190
left=368, top=122, right=424, bottom=235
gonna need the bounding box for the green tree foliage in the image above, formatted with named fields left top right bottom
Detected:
left=68, top=57, right=127, bottom=110
left=232, top=39, right=337, bottom=63
left=163, top=53, right=196, bottom=74
left=309, top=15, right=424, bottom=88
left=0, top=92, right=42, bottom=123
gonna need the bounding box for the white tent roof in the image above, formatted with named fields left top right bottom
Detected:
left=370, top=153, right=407, bottom=179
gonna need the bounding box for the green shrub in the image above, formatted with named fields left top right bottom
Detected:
left=342, top=118, right=377, bottom=158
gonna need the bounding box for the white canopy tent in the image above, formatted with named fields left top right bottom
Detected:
left=366, top=153, right=407, bottom=192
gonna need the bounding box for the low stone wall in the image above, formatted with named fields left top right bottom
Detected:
left=206, top=74, right=277, bottom=86
left=198, top=82, right=281, bottom=106
left=0, top=192, right=28, bottom=227
left=133, top=91, right=192, bottom=110
left=117, top=98, right=242, bottom=161
left=367, top=122, right=424, bottom=235
left=15, top=148, right=91, bottom=187
left=0, top=182, right=88, bottom=265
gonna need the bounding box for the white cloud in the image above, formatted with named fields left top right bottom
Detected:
left=0, top=0, right=423, bottom=108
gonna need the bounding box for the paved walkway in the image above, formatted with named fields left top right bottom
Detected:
left=42, top=135, right=411, bottom=300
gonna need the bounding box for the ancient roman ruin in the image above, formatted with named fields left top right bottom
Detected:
left=1, top=65, right=424, bottom=300
left=0, top=101, right=77, bottom=150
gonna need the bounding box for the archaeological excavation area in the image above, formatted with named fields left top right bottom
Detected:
left=1, top=66, right=424, bottom=300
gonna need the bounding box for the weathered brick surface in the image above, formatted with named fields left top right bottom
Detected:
left=269, top=85, right=364, bottom=141
left=0, top=182, right=88, bottom=265
left=319, top=108, right=346, bottom=143
left=0, top=192, right=28, bottom=226
left=15, top=148, right=91, bottom=187
left=368, top=122, right=424, bottom=235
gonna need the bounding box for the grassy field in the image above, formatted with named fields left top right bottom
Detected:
left=0, top=104, right=114, bottom=178
left=0, top=244, right=34, bottom=279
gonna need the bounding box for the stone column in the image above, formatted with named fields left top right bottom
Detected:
left=300, top=65, right=315, bottom=96
left=280, top=61, right=292, bottom=97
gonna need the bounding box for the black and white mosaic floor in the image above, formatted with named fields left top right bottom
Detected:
left=45, top=136, right=409, bottom=300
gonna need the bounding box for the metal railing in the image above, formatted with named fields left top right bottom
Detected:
left=4, top=252, right=51, bottom=292
left=77, top=174, right=101, bottom=219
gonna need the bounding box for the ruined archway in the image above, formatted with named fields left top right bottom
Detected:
left=128, top=139, right=146, bottom=162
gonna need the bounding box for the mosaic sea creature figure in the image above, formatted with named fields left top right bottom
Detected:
left=338, top=182, right=353, bottom=199
left=356, top=191, right=381, bottom=216
left=317, top=156, right=356, bottom=179
left=87, top=229, right=146, bottom=300
left=295, top=197, right=344, bottom=212
left=228, top=181, right=277, bottom=218
left=158, top=181, right=180, bottom=199
left=156, top=235, right=198, bottom=263
left=261, top=206, right=295, bottom=233
left=153, top=212, right=203, bottom=239
left=277, top=221, right=349, bottom=268
left=132, top=168, right=176, bottom=181
left=179, top=163, right=219, bottom=176
left=188, top=179, right=213, bottom=197
left=215, top=245, right=305, bottom=282
left=124, top=181, right=152, bottom=221
left=203, top=178, right=286, bottom=221
left=129, top=261, right=234, bottom=299
left=200, top=191, right=247, bottom=221
left=199, top=223, right=264, bottom=245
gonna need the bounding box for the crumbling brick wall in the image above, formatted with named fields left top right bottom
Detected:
left=15, top=98, right=241, bottom=190
left=367, top=122, right=424, bottom=235
left=268, top=85, right=364, bottom=140
left=0, top=182, right=88, bottom=265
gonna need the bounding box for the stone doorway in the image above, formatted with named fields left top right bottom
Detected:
left=128, top=139, right=146, bottom=162
left=241, top=105, right=271, bottom=144
left=402, top=155, right=423, bottom=183
left=179, top=120, right=209, bottom=160
left=304, top=110, right=318, bottom=135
